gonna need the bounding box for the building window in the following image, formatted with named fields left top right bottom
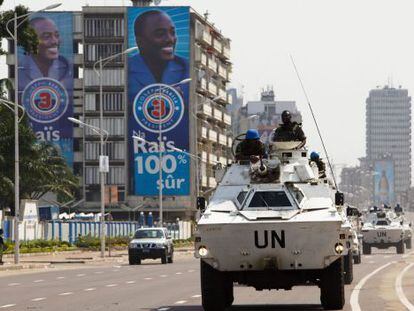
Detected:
left=84, top=18, right=124, bottom=37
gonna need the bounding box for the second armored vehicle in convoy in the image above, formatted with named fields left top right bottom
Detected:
left=362, top=209, right=411, bottom=254
left=195, top=139, right=352, bottom=311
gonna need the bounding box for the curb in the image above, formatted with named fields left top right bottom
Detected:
left=0, top=263, right=50, bottom=272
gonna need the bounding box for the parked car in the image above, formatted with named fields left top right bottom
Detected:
left=128, top=227, right=174, bottom=265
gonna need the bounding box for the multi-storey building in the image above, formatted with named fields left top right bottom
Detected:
left=366, top=85, right=411, bottom=201
left=239, top=88, right=302, bottom=142
left=7, top=1, right=232, bottom=222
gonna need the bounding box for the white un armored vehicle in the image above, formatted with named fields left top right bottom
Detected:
left=195, top=140, right=353, bottom=311
left=362, top=208, right=412, bottom=254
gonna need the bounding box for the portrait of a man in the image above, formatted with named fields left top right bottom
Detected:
left=128, top=10, right=189, bottom=91
left=19, top=16, right=72, bottom=87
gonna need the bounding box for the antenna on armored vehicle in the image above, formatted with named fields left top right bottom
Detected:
left=289, top=55, right=339, bottom=190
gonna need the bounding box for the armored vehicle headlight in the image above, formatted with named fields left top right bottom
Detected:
left=335, top=243, right=344, bottom=254
left=198, top=246, right=209, bottom=257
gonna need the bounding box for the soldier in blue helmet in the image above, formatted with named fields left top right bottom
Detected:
left=235, top=129, right=266, bottom=160
left=310, top=151, right=326, bottom=178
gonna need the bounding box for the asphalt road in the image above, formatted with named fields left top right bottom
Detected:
left=0, top=213, right=412, bottom=310
left=0, top=248, right=412, bottom=311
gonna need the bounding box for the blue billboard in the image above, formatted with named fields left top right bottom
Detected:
left=128, top=7, right=190, bottom=196
left=18, top=13, right=74, bottom=168
left=374, top=160, right=395, bottom=206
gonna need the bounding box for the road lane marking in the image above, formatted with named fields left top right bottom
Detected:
left=187, top=269, right=195, bottom=273
left=58, top=292, right=73, bottom=296
left=176, top=272, right=182, bottom=275
left=106, top=284, right=118, bottom=287
left=144, top=278, right=152, bottom=280
left=126, top=281, right=136, bottom=284
left=76, top=274, right=86, bottom=277
left=191, top=295, right=201, bottom=298
left=7, top=283, right=20, bottom=286
left=33, top=279, right=44, bottom=283
left=94, top=271, right=104, bottom=274
left=350, top=261, right=395, bottom=311
left=0, top=304, right=16, bottom=308
left=384, top=255, right=392, bottom=258
left=113, top=265, right=121, bottom=268
left=395, top=262, right=414, bottom=310
left=160, top=275, right=167, bottom=278
left=31, top=298, right=46, bottom=302
left=174, top=301, right=187, bottom=304
left=157, top=308, right=170, bottom=311
left=56, top=277, right=65, bottom=280
left=368, top=260, right=375, bottom=264
left=84, top=288, right=96, bottom=291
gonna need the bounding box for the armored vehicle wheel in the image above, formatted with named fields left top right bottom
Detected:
left=201, top=260, right=233, bottom=311
left=320, top=257, right=345, bottom=310
left=161, top=252, right=167, bottom=264
left=362, top=242, right=371, bottom=255
left=406, top=238, right=412, bottom=249
left=344, top=252, right=354, bottom=284
left=397, top=240, right=405, bottom=254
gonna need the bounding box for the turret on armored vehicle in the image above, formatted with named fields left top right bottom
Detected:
left=195, top=138, right=353, bottom=311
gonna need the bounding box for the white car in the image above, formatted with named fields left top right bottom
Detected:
left=128, top=228, right=174, bottom=265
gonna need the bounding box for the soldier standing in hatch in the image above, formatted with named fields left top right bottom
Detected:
left=310, top=151, right=327, bottom=178
left=272, top=110, right=306, bottom=148
left=236, top=129, right=266, bottom=160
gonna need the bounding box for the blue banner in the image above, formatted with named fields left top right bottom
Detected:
left=18, top=13, right=74, bottom=168
left=374, top=160, right=395, bottom=206
left=128, top=7, right=190, bottom=196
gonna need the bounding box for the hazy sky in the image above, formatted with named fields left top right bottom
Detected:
left=2, top=0, right=414, bottom=171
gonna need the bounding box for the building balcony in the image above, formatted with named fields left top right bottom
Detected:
left=209, top=153, right=217, bottom=165
left=201, top=53, right=208, bottom=66
left=219, top=156, right=227, bottom=166
left=208, top=58, right=217, bottom=72
left=213, top=38, right=222, bottom=53
left=207, top=82, right=217, bottom=96
left=201, top=176, right=208, bottom=187
left=197, top=100, right=212, bottom=117
left=199, top=126, right=208, bottom=140
left=201, top=31, right=212, bottom=45
left=201, top=151, right=208, bottom=163
left=223, top=113, right=231, bottom=126
left=208, top=177, right=217, bottom=188
left=208, top=129, right=218, bottom=143
left=218, top=133, right=227, bottom=146
left=213, top=108, right=223, bottom=122
left=227, top=137, right=233, bottom=148
left=223, top=46, right=231, bottom=59
left=227, top=94, right=233, bottom=104
left=218, top=64, right=227, bottom=80
left=198, top=78, right=207, bottom=92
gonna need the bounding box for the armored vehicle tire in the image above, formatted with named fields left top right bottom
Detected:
left=344, top=252, right=354, bottom=284
left=320, top=257, right=345, bottom=310
left=396, top=240, right=405, bottom=254
left=201, top=260, right=233, bottom=311
left=362, top=242, right=371, bottom=255
left=406, top=238, right=412, bottom=249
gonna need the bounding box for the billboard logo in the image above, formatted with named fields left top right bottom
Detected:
left=22, top=78, right=68, bottom=124
left=133, top=84, right=184, bottom=133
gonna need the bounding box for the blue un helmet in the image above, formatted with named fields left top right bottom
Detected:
left=310, top=151, right=319, bottom=160
left=246, top=129, right=260, bottom=140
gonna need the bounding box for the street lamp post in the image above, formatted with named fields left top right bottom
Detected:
left=93, top=47, right=137, bottom=257
left=154, top=79, right=191, bottom=227
left=6, top=2, right=62, bottom=265
left=68, top=118, right=108, bottom=257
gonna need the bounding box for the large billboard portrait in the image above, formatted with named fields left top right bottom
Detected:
left=18, top=13, right=74, bottom=168
left=373, top=160, right=395, bottom=206
left=128, top=7, right=190, bottom=196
